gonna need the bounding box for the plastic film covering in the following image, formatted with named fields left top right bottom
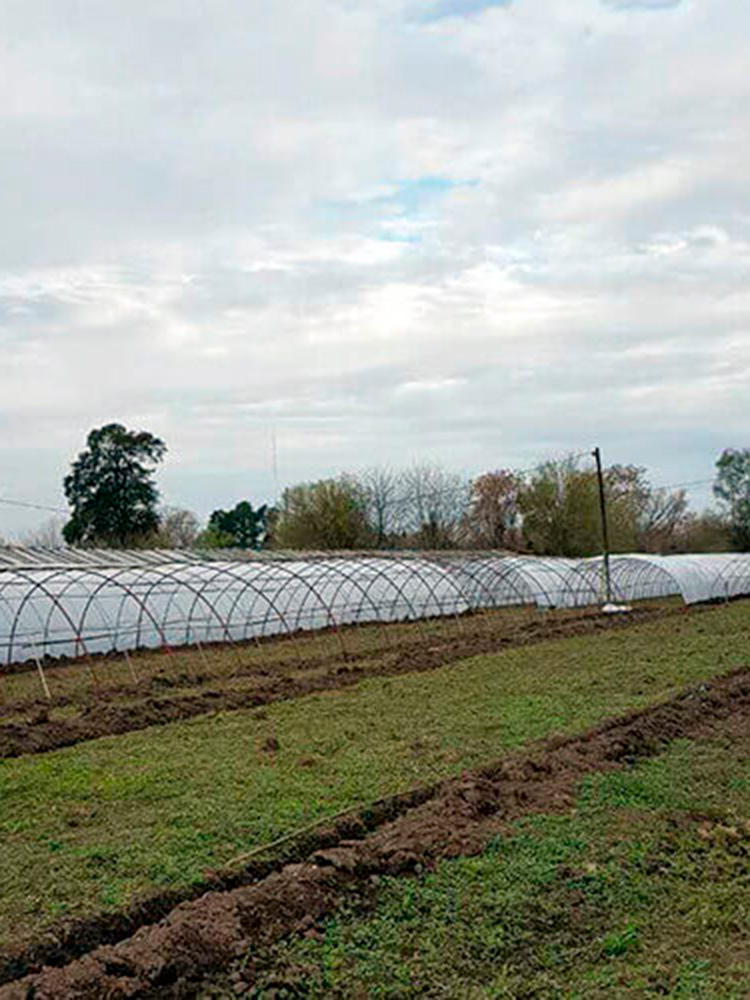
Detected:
left=0, top=552, right=749, bottom=666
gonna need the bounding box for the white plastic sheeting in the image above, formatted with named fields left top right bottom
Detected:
left=596, top=554, right=750, bottom=606
left=0, top=552, right=748, bottom=666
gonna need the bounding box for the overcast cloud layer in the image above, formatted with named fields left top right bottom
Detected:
left=1, top=0, right=748, bottom=533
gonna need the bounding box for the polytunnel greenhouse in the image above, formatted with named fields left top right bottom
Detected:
left=1, top=548, right=749, bottom=666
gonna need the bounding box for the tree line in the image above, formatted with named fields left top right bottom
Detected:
left=269, top=459, right=734, bottom=555
left=21, top=423, right=750, bottom=555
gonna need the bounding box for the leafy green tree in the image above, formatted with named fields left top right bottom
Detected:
left=518, top=457, right=597, bottom=556
left=204, top=501, right=269, bottom=550
left=63, top=424, right=166, bottom=547
left=273, top=478, right=373, bottom=550
left=195, top=525, right=236, bottom=549
left=518, top=456, right=648, bottom=557
left=714, top=448, right=750, bottom=550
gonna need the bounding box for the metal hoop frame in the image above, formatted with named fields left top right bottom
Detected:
left=1, top=552, right=749, bottom=666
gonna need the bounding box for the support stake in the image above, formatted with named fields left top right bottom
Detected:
left=592, top=446, right=613, bottom=604
left=31, top=644, right=52, bottom=702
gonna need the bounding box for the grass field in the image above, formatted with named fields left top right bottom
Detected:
left=1, top=600, right=747, bottom=959
left=233, top=723, right=750, bottom=998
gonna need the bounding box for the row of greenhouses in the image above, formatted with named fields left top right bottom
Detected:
left=0, top=551, right=748, bottom=666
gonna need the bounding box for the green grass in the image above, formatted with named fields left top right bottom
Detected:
left=0, top=601, right=748, bottom=952
left=230, top=729, right=750, bottom=999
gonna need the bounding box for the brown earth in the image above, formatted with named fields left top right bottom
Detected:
left=0, top=602, right=684, bottom=759
left=2, top=665, right=748, bottom=1000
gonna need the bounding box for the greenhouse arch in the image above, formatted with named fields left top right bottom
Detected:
left=0, top=549, right=748, bottom=666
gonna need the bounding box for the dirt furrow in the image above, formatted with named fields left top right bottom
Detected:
left=3, top=665, right=748, bottom=1000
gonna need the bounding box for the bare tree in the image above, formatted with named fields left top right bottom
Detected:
left=637, top=487, right=689, bottom=552
left=19, top=517, right=66, bottom=547
left=355, top=466, right=404, bottom=547
left=152, top=508, right=201, bottom=548
left=400, top=463, right=470, bottom=549
left=672, top=511, right=731, bottom=552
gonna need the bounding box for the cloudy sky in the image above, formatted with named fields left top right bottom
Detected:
left=1, top=0, right=748, bottom=535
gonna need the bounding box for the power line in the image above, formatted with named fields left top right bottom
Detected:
left=492, top=449, right=594, bottom=480
left=651, top=477, right=715, bottom=492
left=0, top=497, right=68, bottom=515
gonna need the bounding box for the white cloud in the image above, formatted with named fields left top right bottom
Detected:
left=0, top=0, right=749, bottom=535
left=602, top=0, right=681, bottom=9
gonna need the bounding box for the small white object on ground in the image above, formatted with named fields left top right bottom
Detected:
left=601, top=603, right=633, bottom=614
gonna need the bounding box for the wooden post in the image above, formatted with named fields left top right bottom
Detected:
left=195, top=638, right=211, bottom=674
left=592, top=446, right=613, bottom=604
left=123, top=648, right=138, bottom=685
left=31, top=644, right=52, bottom=702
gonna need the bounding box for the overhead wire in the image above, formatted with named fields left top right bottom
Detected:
left=0, top=497, right=68, bottom=515
left=650, top=477, right=715, bottom=493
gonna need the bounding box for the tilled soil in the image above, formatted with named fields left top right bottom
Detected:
left=0, top=602, right=681, bottom=759
left=2, top=665, right=748, bottom=1000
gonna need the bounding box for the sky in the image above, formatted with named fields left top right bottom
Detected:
left=1, top=0, right=748, bottom=536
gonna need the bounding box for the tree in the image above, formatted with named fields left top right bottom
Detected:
left=272, top=478, right=373, bottom=550
left=63, top=424, right=166, bottom=547
left=518, top=457, right=635, bottom=557
left=466, top=470, right=522, bottom=549
left=518, top=457, right=690, bottom=556
left=673, top=511, right=731, bottom=553
left=714, top=448, right=750, bottom=550
left=356, top=466, right=403, bottom=547
left=152, top=508, right=200, bottom=548
left=400, top=463, right=470, bottom=549
left=204, top=501, right=269, bottom=550
left=518, top=457, right=600, bottom=556
left=635, top=484, right=689, bottom=552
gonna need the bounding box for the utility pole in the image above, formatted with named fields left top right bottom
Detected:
left=271, top=429, right=279, bottom=493
left=592, top=446, right=612, bottom=604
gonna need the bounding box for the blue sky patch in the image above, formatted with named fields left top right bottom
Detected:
left=388, top=175, right=476, bottom=214
left=318, top=175, right=476, bottom=231
left=315, top=176, right=476, bottom=245
left=419, top=0, right=512, bottom=23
